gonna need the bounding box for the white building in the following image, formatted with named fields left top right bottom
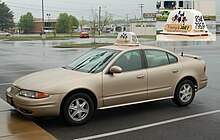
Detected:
left=158, top=0, right=216, bottom=16
left=130, top=21, right=156, bottom=36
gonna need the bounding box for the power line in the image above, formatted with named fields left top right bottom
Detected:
left=7, top=4, right=92, bottom=13
left=5, top=1, right=92, bottom=11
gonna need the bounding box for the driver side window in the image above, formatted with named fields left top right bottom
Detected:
left=113, top=50, right=142, bottom=72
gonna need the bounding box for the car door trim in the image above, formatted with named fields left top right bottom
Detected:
left=99, top=96, right=173, bottom=110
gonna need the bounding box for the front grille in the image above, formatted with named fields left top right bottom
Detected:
left=11, top=86, right=20, bottom=95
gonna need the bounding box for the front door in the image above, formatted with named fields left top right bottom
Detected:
left=103, top=50, right=148, bottom=107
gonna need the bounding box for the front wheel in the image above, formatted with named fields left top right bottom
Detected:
left=62, top=93, right=94, bottom=126
left=172, top=80, right=195, bottom=107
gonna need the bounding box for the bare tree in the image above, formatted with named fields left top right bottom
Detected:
left=90, top=9, right=98, bottom=43
left=100, top=11, right=113, bottom=31
left=90, top=10, right=113, bottom=32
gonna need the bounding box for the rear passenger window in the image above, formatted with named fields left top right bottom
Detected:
left=167, top=53, right=178, bottom=63
left=144, top=50, right=177, bottom=68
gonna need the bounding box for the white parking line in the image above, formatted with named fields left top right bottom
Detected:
left=0, top=69, right=40, bottom=74
left=0, top=83, right=12, bottom=86
left=74, top=109, right=220, bottom=140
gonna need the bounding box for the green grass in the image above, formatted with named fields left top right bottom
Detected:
left=54, top=42, right=113, bottom=48
left=157, top=16, right=168, bottom=21
left=0, top=33, right=118, bottom=41
left=0, top=35, right=78, bottom=41
left=157, top=30, right=163, bottom=34
left=137, top=35, right=156, bottom=39
left=203, top=16, right=216, bottom=21
left=157, top=16, right=216, bottom=21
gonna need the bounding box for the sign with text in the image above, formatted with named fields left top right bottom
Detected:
left=164, top=24, right=192, bottom=32
left=161, top=9, right=210, bottom=36
left=143, top=13, right=156, bottom=18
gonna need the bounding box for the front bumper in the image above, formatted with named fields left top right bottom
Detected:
left=5, top=86, right=64, bottom=117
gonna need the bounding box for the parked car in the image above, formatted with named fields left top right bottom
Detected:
left=80, top=32, right=89, bottom=38
left=5, top=32, right=207, bottom=126
left=0, top=32, right=11, bottom=37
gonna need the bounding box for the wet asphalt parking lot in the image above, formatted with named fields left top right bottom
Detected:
left=0, top=37, right=220, bottom=140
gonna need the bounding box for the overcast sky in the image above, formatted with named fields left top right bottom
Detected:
left=2, top=0, right=158, bottom=22
left=1, top=0, right=219, bottom=22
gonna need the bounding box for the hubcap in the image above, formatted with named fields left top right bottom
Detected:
left=179, top=84, right=193, bottom=102
left=68, top=98, right=89, bottom=121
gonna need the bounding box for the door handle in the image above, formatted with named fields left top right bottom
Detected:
left=172, top=69, right=178, bottom=73
left=137, top=74, right=145, bottom=79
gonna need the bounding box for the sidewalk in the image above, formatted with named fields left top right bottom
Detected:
left=0, top=98, right=56, bottom=140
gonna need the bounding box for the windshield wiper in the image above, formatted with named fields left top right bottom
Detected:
left=72, top=57, right=91, bottom=71
left=88, top=53, right=116, bottom=73
left=73, top=52, right=108, bottom=71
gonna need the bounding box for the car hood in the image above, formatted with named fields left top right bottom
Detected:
left=13, top=68, right=92, bottom=92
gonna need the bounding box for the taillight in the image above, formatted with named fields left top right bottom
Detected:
left=204, top=65, right=206, bottom=73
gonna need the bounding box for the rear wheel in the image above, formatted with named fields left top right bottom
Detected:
left=172, top=80, right=195, bottom=107
left=62, top=93, right=94, bottom=125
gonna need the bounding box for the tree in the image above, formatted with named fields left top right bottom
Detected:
left=56, top=13, right=69, bottom=33
left=156, top=1, right=161, bottom=13
left=90, top=10, right=113, bottom=34
left=17, top=12, right=35, bottom=33
left=56, top=13, right=78, bottom=33
left=90, top=9, right=98, bottom=43
left=0, top=2, right=15, bottom=31
left=100, top=11, right=113, bottom=31
left=68, top=15, right=79, bottom=35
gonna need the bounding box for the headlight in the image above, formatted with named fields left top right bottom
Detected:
left=19, top=90, right=49, bottom=99
left=6, top=86, right=12, bottom=93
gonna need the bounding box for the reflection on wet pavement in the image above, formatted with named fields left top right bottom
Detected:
left=0, top=99, right=56, bottom=140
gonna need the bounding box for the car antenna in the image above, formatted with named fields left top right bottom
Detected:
left=181, top=46, right=184, bottom=56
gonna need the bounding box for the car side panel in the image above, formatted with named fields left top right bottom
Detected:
left=147, top=63, right=182, bottom=99
left=102, top=69, right=148, bottom=107
left=177, top=58, right=208, bottom=91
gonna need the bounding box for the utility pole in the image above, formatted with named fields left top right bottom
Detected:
left=98, top=6, right=101, bottom=35
left=126, top=14, right=129, bottom=31
left=139, top=4, right=144, bottom=21
left=80, top=16, right=84, bottom=31
left=42, top=0, right=45, bottom=33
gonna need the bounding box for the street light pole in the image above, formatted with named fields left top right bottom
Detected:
left=47, top=13, right=51, bottom=28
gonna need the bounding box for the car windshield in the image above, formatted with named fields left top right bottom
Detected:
left=65, top=48, right=119, bottom=73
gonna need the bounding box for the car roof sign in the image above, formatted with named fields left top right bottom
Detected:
left=161, top=9, right=211, bottom=36
left=115, top=32, right=140, bottom=46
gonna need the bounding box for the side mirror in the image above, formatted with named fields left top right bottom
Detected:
left=109, top=66, right=122, bottom=74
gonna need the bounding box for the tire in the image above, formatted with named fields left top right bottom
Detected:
left=172, top=80, right=195, bottom=107
left=62, top=93, right=94, bottom=126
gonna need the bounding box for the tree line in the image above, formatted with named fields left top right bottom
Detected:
left=0, top=1, right=113, bottom=34
left=17, top=12, right=79, bottom=34
left=0, top=1, right=79, bottom=34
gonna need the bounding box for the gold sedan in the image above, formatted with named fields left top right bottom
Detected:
left=5, top=33, right=207, bottom=126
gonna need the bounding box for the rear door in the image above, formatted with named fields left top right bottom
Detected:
left=144, top=49, right=182, bottom=100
